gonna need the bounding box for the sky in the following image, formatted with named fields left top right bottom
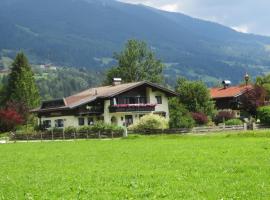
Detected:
left=119, top=0, right=270, bottom=36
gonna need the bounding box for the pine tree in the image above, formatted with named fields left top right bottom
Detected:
left=6, top=52, right=40, bottom=109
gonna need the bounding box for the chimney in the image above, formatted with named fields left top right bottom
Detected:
left=112, top=78, right=122, bottom=86
left=222, top=80, right=231, bottom=89
left=244, top=73, right=249, bottom=86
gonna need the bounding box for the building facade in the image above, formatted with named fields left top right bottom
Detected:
left=33, top=80, right=178, bottom=129
left=210, top=84, right=253, bottom=117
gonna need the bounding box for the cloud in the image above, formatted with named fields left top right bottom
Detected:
left=119, top=0, right=270, bottom=36
left=231, top=25, right=249, bottom=34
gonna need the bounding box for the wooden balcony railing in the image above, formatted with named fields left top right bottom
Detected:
left=109, top=104, right=156, bottom=113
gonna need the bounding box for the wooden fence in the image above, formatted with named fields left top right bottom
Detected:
left=10, top=130, right=123, bottom=141
left=10, top=123, right=270, bottom=141
left=128, top=124, right=247, bottom=135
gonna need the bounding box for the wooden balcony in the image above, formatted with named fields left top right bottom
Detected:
left=109, top=104, right=156, bottom=113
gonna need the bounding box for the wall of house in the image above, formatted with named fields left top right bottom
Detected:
left=41, top=115, right=100, bottom=128
left=41, top=116, right=79, bottom=128
left=40, top=86, right=171, bottom=128
left=146, top=87, right=169, bottom=119
left=104, top=87, right=170, bottom=127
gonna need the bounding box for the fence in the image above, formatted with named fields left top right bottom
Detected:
left=10, top=129, right=123, bottom=141
left=128, top=124, right=247, bottom=135
left=253, top=123, right=270, bottom=130
left=11, top=123, right=270, bottom=141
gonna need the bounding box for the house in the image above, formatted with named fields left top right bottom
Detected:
left=33, top=79, right=178, bottom=129
left=210, top=80, right=253, bottom=117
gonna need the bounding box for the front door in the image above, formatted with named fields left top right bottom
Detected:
left=125, top=115, right=133, bottom=127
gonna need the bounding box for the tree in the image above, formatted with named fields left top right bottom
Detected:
left=0, top=109, right=23, bottom=132
left=5, top=52, right=40, bottom=109
left=240, top=85, right=266, bottom=116
left=175, top=78, right=216, bottom=116
left=105, top=39, right=164, bottom=84
left=169, top=98, right=195, bottom=128
left=256, top=74, right=270, bottom=100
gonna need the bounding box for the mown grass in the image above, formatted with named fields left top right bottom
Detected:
left=0, top=131, right=270, bottom=199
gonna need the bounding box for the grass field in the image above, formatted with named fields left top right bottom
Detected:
left=0, top=132, right=270, bottom=199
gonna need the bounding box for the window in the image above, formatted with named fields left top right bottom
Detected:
left=78, top=118, right=85, bottom=126
left=88, top=117, right=94, bottom=125
left=155, top=96, right=162, bottom=104
left=43, top=120, right=51, bottom=128
left=55, top=119, right=64, bottom=128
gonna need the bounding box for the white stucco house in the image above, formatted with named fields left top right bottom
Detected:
left=33, top=79, right=178, bottom=128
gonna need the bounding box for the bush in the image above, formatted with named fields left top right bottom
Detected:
left=129, top=114, right=168, bottom=130
left=225, top=119, right=243, bottom=126
left=0, top=109, right=23, bottom=132
left=77, top=125, right=92, bottom=133
left=169, top=98, right=195, bottom=129
left=64, top=126, right=77, bottom=134
left=257, top=106, right=270, bottom=124
left=191, top=112, right=208, bottom=125
left=214, top=111, right=235, bottom=124
left=89, top=121, right=125, bottom=134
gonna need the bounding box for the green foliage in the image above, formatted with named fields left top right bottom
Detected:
left=225, top=119, right=243, bottom=126
left=105, top=40, right=164, bottom=84
left=33, top=66, right=101, bottom=100
left=168, top=98, right=195, bottom=128
left=77, top=125, right=92, bottom=133
left=257, top=106, right=270, bottom=125
left=5, top=52, right=40, bottom=109
left=64, top=126, right=77, bottom=134
left=256, top=74, right=270, bottom=98
left=175, top=77, right=216, bottom=116
left=129, top=114, right=169, bottom=130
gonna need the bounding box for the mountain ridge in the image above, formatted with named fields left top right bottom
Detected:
left=0, top=0, right=270, bottom=85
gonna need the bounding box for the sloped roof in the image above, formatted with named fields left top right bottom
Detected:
left=210, top=85, right=253, bottom=99
left=35, top=81, right=177, bottom=112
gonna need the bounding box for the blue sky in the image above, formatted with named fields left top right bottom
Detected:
left=120, top=0, right=270, bottom=36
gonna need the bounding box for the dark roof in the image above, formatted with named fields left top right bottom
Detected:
left=33, top=81, right=177, bottom=112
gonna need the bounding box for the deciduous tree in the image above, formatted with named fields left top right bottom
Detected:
left=175, top=78, right=216, bottom=116
left=105, top=39, right=164, bottom=84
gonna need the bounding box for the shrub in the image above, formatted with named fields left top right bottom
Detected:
left=214, top=111, right=235, bottom=124
left=88, top=121, right=125, bottom=134
left=64, top=126, right=77, bottom=134
left=129, top=114, right=168, bottom=130
left=257, top=106, right=270, bottom=124
left=77, top=125, right=92, bottom=133
left=225, top=119, right=243, bottom=126
left=91, top=121, right=107, bottom=132
left=169, top=98, right=195, bottom=129
left=0, top=109, right=23, bottom=132
left=191, top=112, right=208, bottom=125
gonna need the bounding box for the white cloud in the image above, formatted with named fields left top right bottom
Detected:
left=231, top=25, right=249, bottom=33
left=158, top=3, right=180, bottom=12
left=119, top=0, right=270, bottom=36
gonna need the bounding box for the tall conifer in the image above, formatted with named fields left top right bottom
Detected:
left=6, top=52, right=40, bottom=109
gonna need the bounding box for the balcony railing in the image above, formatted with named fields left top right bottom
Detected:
left=109, top=104, right=156, bottom=113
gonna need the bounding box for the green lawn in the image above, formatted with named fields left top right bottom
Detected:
left=1, top=132, right=270, bottom=199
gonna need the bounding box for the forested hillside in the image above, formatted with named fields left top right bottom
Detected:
left=1, top=0, right=270, bottom=84
left=0, top=65, right=101, bottom=100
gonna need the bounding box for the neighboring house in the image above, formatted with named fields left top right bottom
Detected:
left=210, top=81, right=253, bottom=117
left=33, top=79, right=178, bottom=128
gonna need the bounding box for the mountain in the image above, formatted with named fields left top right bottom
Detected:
left=1, top=0, right=270, bottom=85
